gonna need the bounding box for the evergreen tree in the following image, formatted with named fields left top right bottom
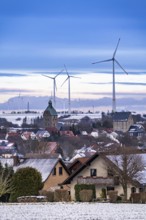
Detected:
left=10, top=167, right=43, bottom=202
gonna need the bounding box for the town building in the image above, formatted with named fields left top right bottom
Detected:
left=43, top=100, right=58, bottom=128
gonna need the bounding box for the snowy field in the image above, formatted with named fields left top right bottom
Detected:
left=0, top=202, right=146, bottom=220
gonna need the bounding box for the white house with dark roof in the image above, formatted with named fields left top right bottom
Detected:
left=113, top=112, right=134, bottom=132
left=61, top=153, right=146, bottom=201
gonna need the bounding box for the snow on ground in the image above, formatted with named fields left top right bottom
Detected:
left=0, top=202, right=146, bottom=220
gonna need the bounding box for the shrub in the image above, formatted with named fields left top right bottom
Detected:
left=39, top=190, right=54, bottom=202
left=54, top=189, right=70, bottom=202
left=140, top=192, right=146, bottom=203
left=116, top=196, right=122, bottom=202
left=74, top=184, right=96, bottom=202
left=107, top=191, right=118, bottom=203
left=131, top=193, right=141, bottom=203
left=100, top=188, right=106, bottom=199
left=10, top=167, right=43, bottom=202
left=79, top=189, right=93, bottom=202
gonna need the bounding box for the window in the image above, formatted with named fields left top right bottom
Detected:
left=107, top=186, right=115, bottom=191
left=52, top=167, right=56, bottom=176
left=107, top=168, right=113, bottom=177
left=131, top=187, right=136, bottom=193
left=59, top=167, right=63, bottom=175
left=90, top=169, right=97, bottom=177
left=139, top=187, right=144, bottom=193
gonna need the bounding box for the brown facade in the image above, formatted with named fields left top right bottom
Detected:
left=43, top=161, right=69, bottom=191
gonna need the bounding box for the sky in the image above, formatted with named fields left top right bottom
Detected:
left=0, top=0, right=146, bottom=109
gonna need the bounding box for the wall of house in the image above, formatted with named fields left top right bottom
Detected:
left=113, top=116, right=134, bottom=133
left=43, top=161, right=69, bottom=191
left=94, top=183, right=136, bottom=200
left=114, top=183, right=139, bottom=200
left=70, top=157, right=108, bottom=200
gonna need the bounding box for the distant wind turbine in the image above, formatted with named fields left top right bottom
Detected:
left=61, top=65, right=80, bottom=114
left=42, top=69, right=64, bottom=108
left=92, top=38, right=128, bottom=112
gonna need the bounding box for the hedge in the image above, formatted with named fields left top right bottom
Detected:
left=74, top=184, right=96, bottom=202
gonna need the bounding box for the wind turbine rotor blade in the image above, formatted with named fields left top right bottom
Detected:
left=115, top=59, right=128, bottom=75
left=55, top=68, right=64, bottom=78
left=64, top=64, right=69, bottom=76
left=42, top=74, right=54, bottom=79
left=92, top=59, right=112, bottom=64
left=113, top=38, right=120, bottom=58
left=61, top=77, right=69, bottom=87
left=70, top=75, right=81, bottom=79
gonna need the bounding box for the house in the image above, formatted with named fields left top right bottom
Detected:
left=14, top=158, right=70, bottom=191
left=128, top=124, right=145, bottom=138
left=0, top=140, right=17, bottom=158
left=5, top=131, right=19, bottom=140
left=60, top=130, right=74, bottom=137
left=113, top=112, right=134, bottom=132
left=21, top=131, right=36, bottom=141
left=61, top=153, right=144, bottom=201
left=35, top=130, right=50, bottom=140
left=43, top=100, right=58, bottom=128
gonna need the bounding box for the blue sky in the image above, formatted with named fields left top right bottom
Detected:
left=0, top=0, right=146, bottom=107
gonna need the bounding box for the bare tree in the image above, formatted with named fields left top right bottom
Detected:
left=107, top=147, right=145, bottom=201
left=0, top=169, right=14, bottom=197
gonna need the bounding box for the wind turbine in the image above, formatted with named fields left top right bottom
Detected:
left=42, top=69, right=64, bottom=108
left=92, top=38, right=128, bottom=112
left=62, top=65, right=80, bottom=114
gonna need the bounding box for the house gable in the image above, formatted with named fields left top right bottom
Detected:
left=43, top=160, right=70, bottom=190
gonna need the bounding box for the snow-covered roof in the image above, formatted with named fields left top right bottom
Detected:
left=70, top=146, right=96, bottom=163
left=90, top=131, right=98, bottom=138
left=14, top=158, right=58, bottom=182
left=62, top=113, right=101, bottom=121
left=81, top=131, right=88, bottom=135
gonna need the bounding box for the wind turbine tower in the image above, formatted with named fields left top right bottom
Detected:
left=62, top=65, right=80, bottom=114
left=92, top=38, right=128, bottom=112
left=42, top=69, right=64, bottom=108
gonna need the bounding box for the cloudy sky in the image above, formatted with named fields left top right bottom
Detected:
left=0, top=0, right=146, bottom=105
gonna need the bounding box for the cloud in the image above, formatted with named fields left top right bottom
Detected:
left=92, top=70, right=146, bottom=75
left=85, top=81, right=146, bottom=86
left=78, top=91, right=146, bottom=96
left=0, top=72, right=27, bottom=77
left=0, top=88, right=33, bottom=93
left=116, top=82, right=146, bottom=86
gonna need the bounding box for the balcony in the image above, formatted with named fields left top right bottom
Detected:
left=77, top=176, right=114, bottom=185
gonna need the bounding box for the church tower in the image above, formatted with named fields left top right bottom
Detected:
left=43, top=100, right=58, bottom=128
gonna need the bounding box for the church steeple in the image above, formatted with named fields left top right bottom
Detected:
left=49, top=100, right=52, bottom=108
left=43, top=100, right=58, bottom=128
